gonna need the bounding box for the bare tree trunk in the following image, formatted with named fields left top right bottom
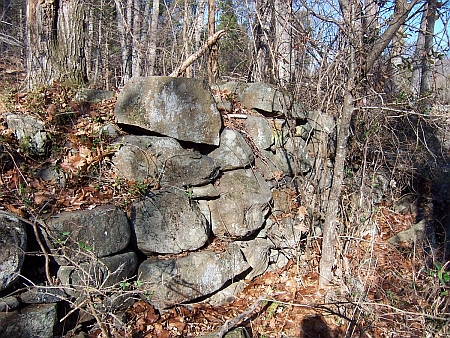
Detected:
left=1, top=0, right=12, bottom=52
left=410, top=4, right=427, bottom=96
left=319, top=0, right=357, bottom=289
left=252, top=0, right=276, bottom=83
left=182, top=0, right=191, bottom=77
left=274, top=0, right=292, bottom=85
left=318, top=0, right=418, bottom=289
left=207, top=0, right=218, bottom=84
left=86, top=5, right=93, bottom=81
left=365, top=0, right=419, bottom=72
left=132, top=0, right=141, bottom=77
left=114, top=0, right=131, bottom=84
left=419, top=0, right=437, bottom=97
left=26, top=0, right=87, bottom=89
left=148, top=0, right=159, bottom=75
left=390, top=0, right=406, bottom=95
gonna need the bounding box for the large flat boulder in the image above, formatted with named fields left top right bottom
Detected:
left=44, top=205, right=130, bottom=264
left=138, top=243, right=249, bottom=309
left=115, top=77, right=222, bottom=145
left=0, top=303, right=57, bottom=338
left=112, top=135, right=218, bottom=187
left=215, top=82, right=307, bottom=119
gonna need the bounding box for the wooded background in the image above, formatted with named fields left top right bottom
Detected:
left=1, top=0, right=448, bottom=98
left=1, top=0, right=450, bottom=291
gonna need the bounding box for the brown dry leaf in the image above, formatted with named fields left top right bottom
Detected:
left=60, top=152, right=86, bottom=173
left=168, top=317, right=186, bottom=332
left=273, top=170, right=284, bottom=181
left=6, top=204, right=25, bottom=217
left=297, top=205, right=308, bottom=219
left=34, top=193, right=50, bottom=205
left=153, top=323, right=170, bottom=338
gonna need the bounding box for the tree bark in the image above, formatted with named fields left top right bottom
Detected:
left=319, top=0, right=357, bottom=289
left=26, top=0, right=87, bottom=89
left=318, top=0, right=418, bottom=289
left=148, top=0, right=159, bottom=75
left=207, top=0, right=218, bottom=84
left=419, top=0, right=437, bottom=97
left=365, top=0, right=419, bottom=73
left=252, top=0, right=276, bottom=83
left=275, top=0, right=292, bottom=85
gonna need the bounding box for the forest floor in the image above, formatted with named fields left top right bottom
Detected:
left=0, top=63, right=449, bottom=337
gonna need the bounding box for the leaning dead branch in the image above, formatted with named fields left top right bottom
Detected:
left=169, top=30, right=226, bottom=77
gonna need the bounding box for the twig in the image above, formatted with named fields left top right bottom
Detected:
left=216, top=297, right=264, bottom=338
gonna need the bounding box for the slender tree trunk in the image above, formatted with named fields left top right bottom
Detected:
left=131, top=0, right=141, bottom=77
left=253, top=0, right=276, bottom=83
left=275, top=0, right=292, bottom=85
left=419, top=0, right=437, bottom=97
left=410, top=4, right=427, bottom=95
left=207, top=0, right=218, bottom=84
left=114, top=0, right=130, bottom=84
left=390, top=0, right=406, bottom=95
left=319, top=0, right=357, bottom=290
left=1, top=0, right=12, bottom=52
left=318, top=0, right=417, bottom=289
left=183, top=0, right=191, bottom=77
left=148, top=0, right=159, bottom=75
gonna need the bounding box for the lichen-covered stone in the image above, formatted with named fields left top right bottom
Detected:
left=115, top=76, right=222, bottom=145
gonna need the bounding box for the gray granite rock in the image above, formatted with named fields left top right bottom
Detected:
left=115, top=76, right=222, bottom=145
left=0, top=211, right=27, bottom=291
left=131, top=189, right=210, bottom=254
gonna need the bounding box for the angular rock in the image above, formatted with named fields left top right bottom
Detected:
left=44, top=205, right=130, bottom=264
left=138, top=243, right=249, bottom=309
left=0, top=211, right=27, bottom=291
left=0, top=303, right=57, bottom=338
left=308, top=110, right=336, bottom=134
left=37, top=165, right=67, bottom=187
left=57, top=251, right=138, bottom=297
left=267, top=217, right=306, bottom=249
left=131, top=189, right=209, bottom=254
left=236, top=238, right=274, bottom=280
left=210, top=169, right=272, bottom=238
left=112, top=135, right=218, bottom=187
left=6, top=114, right=49, bottom=155
left=75, top=89, right=115, bottom=102
left=268, top=118, right=290, bottom=147
left=0, top=296, right=20, bottom=312
left=217, top=82, right=306, bottom=119
left=190, top=184, right=220, bottom=199
left=387, top=219, right=435, bottom=248
left=241, top=115, right=273, bottom=150
left=256, top=137, right=313, bottom=178
left=115, top=76, right=222, bottom=145
left=295, top=121, right=313, bottom=140
left=19, top=286, right=66, bottom=304
left=208, top=128, right=254, bottom=171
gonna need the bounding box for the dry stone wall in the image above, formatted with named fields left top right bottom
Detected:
left=0, top=77, right=340, bottom=336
